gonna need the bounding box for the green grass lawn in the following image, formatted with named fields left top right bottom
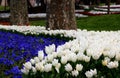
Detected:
left=0, top=6, right=9, bottom=11
left=30, top=14, right=120, bottom=31
left=77, top=14, right=120, bottom=31
left=30, top=20, right=46, bottom=26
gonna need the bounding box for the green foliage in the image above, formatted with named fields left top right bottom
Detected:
left=0, top=6, right=9, bottom=11
left=77, top=14, right=120, bottom=31
left=30, top=20, right=46, bottom=26
left=30, top=14, right=120, bottom=31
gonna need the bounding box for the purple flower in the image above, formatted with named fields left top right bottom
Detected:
left=0, top=30, right=71, bottom=78
left=10, top=66, right=22, bottom=75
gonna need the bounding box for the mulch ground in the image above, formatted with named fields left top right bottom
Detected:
left=0, top=21, right=10, bottom=25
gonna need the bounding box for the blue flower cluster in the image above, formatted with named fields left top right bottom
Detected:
left=0, top=30, right=69, bottom=78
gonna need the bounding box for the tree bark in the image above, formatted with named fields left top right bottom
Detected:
left=1, top=0, right=7, bottom=6
left=46, top=0, right=77, bottom=30
left=10, top=0, right=29, bottom=25
left=106, top=0, right=110, bottom=14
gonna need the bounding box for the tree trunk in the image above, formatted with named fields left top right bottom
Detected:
left=10, top=0, right=29, bottom=25
left=46, top=0, right=77, bottom=30
left=1, top=0, right=7, bottom=6
left=107, top=0, right=110, bottom=14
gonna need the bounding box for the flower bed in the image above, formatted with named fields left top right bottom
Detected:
left=0, top=25, right=120, bottom=78
left=0, top=25, right=74, bottom=78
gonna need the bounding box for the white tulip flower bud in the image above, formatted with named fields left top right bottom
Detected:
left=23, top=62, right=32, bottom=70
left=55, top=63, right=61, bottom=73
left=77, top=52, right=85, bottom=61
left=52, top=52, right=57, bottom=58
left=85, top=71, right=93, bottom=78
left=115, top=52, right=120, bottom=61
left=52, top=59, right=58, bottom=66
left=45, top=44, right=55, bottom=54
left=92, top=53, right=101, bottom=60
left=38, top=50, right=44, bottom=60
left=65, top=63, right=73, bottom=72
left=69, top=53, right=77, bottom=62
left=61, top=56, right=68, bottom=64
left=47, top=54, right=54, bottom=62
left=84, top=56, right=91, bottom=62
left=30, top=59, right=35, bottom=65
left=76, top=64, right=83, bottom=71
left=35, top=62, right=44, bottom=72
left=32, top=67, right=37, bottom=74
left=107, top=61, right=119, bottom=69
left=114, top=61, right=119, bottom=68
left=21, top=67, right=29, bottom=75
left=34, top=57, right=40, bottom=63
left=85, top=69, right=97, bottom=78
left=44, top=63, right=52, bottom=72
left=102, top=60, right=108, bottom=66
left=72, top=70, right=79, bottom=77
left=90, top=69, right=97, bottom=75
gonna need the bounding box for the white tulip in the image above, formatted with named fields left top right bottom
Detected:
left=71, top=70, right=79, bottom=77
left=86, top=49, right=93, bottom=57
left=55, top=63, right=61, bottom=73
left=52, top=52, right=57, bottom=58
left=44, top=63, right=52, bottom=72
left=92, top=53, right=101, bottom=60
left=52, top=59, right=58, bottom=66
left=77, top=52, right=85, bottom=61
left=57, top=46, right=63, bottom=53
left=21, top=67, right=29, bottom=75
left=115, top=52, right=120, bottom=61
left=57, top=51, right=63, bottom=57
left=32, top=67, right=37, bottom=73
left=61, top=56, right=68, bottom=64
left=76, top=64, right=83, bottom=71
left=47, top=54, right=54, bottom=62
left=104, top=57, right=110, bottom=62
left=107, top=61, right=115, bottom=69
left=50, top=44, right=56, bottom=51
left=90, top=69, right=97, bottom=75
left=107, top=50, right=116, bottom=58
left=41, top=60, right=46, bottom=65
left=64, top=42, right=71, bottom=49
left=107, top=61, right=119, bottom=69
left=85, top=71, right=93, bottom=78
left=71, top=44, right=80, bottom=53
left=34, top=57, right=40, bottom=63
left=62, top=49, right=71, bottom=56
left=38, top=50, right=44, bottom=60
left=69, top=53, right=77, bottom=62
left=65, top=63, right=73, bottom=72
left=102, top=50, right=109, bottom=56
left=35, top=62, right=44, bottom=72
left=84, top=56, right=91, bottom=62
left=85, top=69, right=97, bottom=78
left=30, top=59, right=35, bottom=65
left=114, top=61, right=119, bottom=68
left=102, top=60, right=108, bottom=66
left=57, top=49, right=71, bottom=57
left=23, top=62, right=32, bottom=70
left=45, top=46, right=51, bottom=54
left=45, top=44, right=55, bottom=54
